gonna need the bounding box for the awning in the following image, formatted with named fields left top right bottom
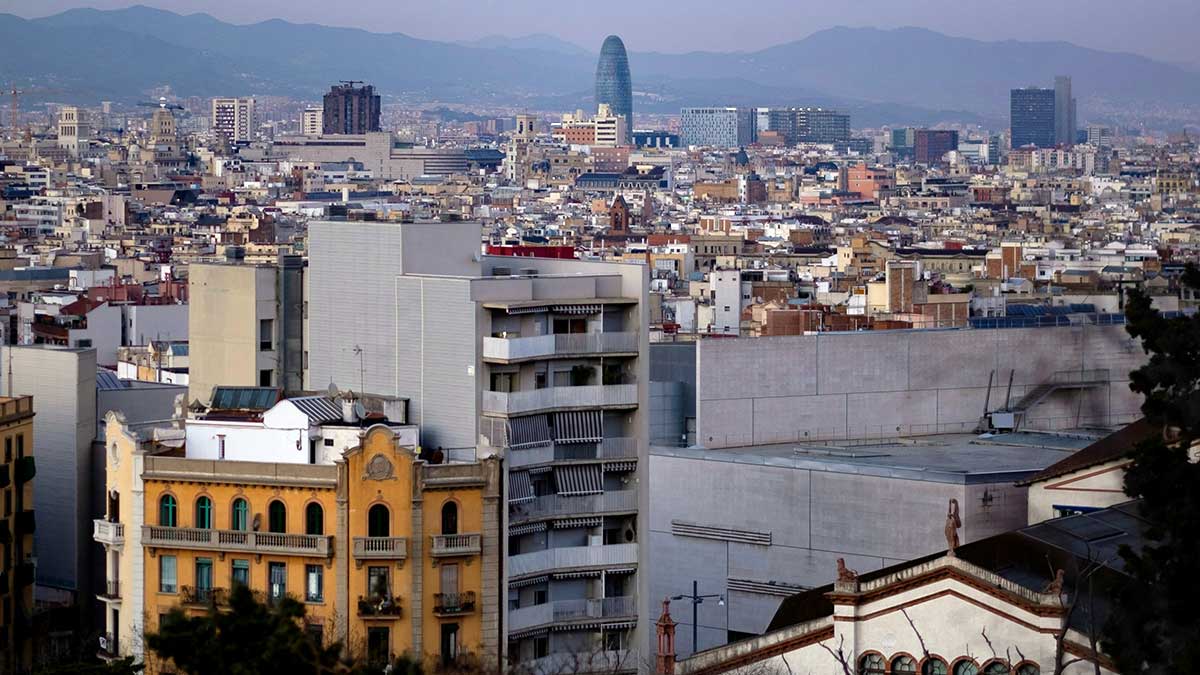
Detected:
left=511, top=627, right=550, bottom=639
left=603, top=461, right=636, bottom=472
left=553, top=570, right=602, bottom=579
left=528, top=465, right=553, bottom=475
left=507, top=306, right=548, bottom=315
left=555, top=464, right=603, bottom=496
left=552, top=621, right=603, bottom=632
left=606, top=567, right=636, bottom=575
left=509, top=521, right=546, bottom=536
left=602, top=621, right=637, bottom=630
left=509, top=471, right=534, bottom=503
left=509, top=575, right=549, bottom=588
left=552, top=304, right=601, bottom=315
left=510, top=414, right=553, bottom=449
left=554, top=411, right=603, bottom=444
left=553, top=516, right=602, bottom=529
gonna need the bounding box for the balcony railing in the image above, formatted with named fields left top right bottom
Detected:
left=510, top=490, right=638, bottom=524
left=93, top=519, right=125, bottom=547
left=508, top=542, right=637, bottom=579
left=352, top=536, right=408, bottom=560
left=97, top=633, right=117, bottom=660
left=482, top=384, right=637, bottom=416
left=482, top=332, right=638, bottom=362
left=509, top=596, right=636, bottom=633
left=181, top=585, right=227, bottom=607
left=357, top=595, right=403, bottom=618
left=433, top=591, right=477, bottom=616
left=508, top=437, right=638, bottom=468
left=98, top=580, right=120, bottom=600
left=431, top=533, right=481, bottom=557
left=526, top=649, right=639, bottom=675
left=143, top=526, right=333, bottom=558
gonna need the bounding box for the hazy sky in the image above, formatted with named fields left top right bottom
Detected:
left=4, top=0, right=1198, bottom=64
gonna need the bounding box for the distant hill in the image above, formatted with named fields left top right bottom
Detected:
left=3, top=6, right=1196, bottom=127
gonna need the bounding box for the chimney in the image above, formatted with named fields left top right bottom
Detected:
left=656, top=598, right=677, bottom=675
left=341, top=391, right=358, bottom=424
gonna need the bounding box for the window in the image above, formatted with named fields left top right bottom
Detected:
left=441, top=501, right=458, bottom=535
left=953, top=663, right=979, bottom=675
left=268, top=562, right=287, bottom=602
left=259, top=369, right=273, bottom=387
left=367, top=566, right=390, bottom=600
left=982, top=664, right=1010, bottom=675
left=305, top=503, right=324, bottom=535
left=367, top=627, right=390, bottom=668
left=217, top=435, right=226, bottom=460
left=305, top=623, right=323, bottom=647
left=368, top=504, right=389, bottom=538
left=231, top=560, right=250, bottom=587
left=75, top=338, right=93, bottom=348
left=440, top=562, right=459, bottom=596
left=323, top=438, right=334, bottom=447
left=231, top=498, right=249, bottom=531
left=259, top=319, right=274, bottom=351
left=858, top=653, right=885, bottom=675
left=159, top=494, right=177, bottom=527
left=195, top=496, right=213, bottom=529
left=892, top=656, right=917, bottom=674
left=4, top=437, right=10, bottom=462
left=533, top=636, right=549, bottom=659
left=306, top=565, right=323, bottom=603
left=195, top=558, right=213, bottom=598
left=923, top=659, right=949, bottom=675
left=440, top=623, right=460, bottom=666
left=159, top=555, right=177, bottom=593
left=1015, top=666, right=1039, bottom=675
left=268, top=501, right=287, bottom=533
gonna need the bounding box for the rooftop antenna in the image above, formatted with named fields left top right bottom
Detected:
left=352, top=345, right=365, bottom=394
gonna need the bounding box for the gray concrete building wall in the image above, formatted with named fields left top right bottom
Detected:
left=1, top=346, right=97, bottom=595
left=695, top=325, right=1144, bottom=448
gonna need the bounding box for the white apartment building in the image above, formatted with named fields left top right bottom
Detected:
left=210, top=97, right=257, bottom=143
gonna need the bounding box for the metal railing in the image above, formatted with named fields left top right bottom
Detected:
left=97, top=633, right=117, bottom=660
left=509, top=596, right=636, bottom=632
left=357, top=595, right=403, bottom=617
left=482, top=332, right=638, bottom=361
left=482, top=384, right=637, bottom=415
left=180, top=585, right=226, bottom=606
left=431, top=533, right=481, bottom=557
left=143, top=526, right=333, bottom=557
left=508, top=437, right=638, bottom=468
left=510, top=490, right=637, bottom=523
left=352, top=536, right=409, bottom=559
left=99, top=580, right=120, bottom=600
left=93, top=519, right=125, bottom=547
left=508, top=542, right=638, bottom=579
left=433, top=591, right=477, bottom=615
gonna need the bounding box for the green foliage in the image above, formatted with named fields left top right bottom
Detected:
left=36, top=656, right=143, bottom=675
left=1102, top=265, right=1200, bottom=673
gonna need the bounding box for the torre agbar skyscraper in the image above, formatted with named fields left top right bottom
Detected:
left=595, top=35, right=633, bottom=129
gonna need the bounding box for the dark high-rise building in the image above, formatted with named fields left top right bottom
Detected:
left=595, top=35, right=633, bottom=129
left=765, top=107, right=850, bottom=145
left=1054, top=75, right=1077, bottom=147
left=913, top=129, right=959, bottom=164
left=1010, top=87, right=1056, bottom=149
left=322, top=82, right=381, bottom=135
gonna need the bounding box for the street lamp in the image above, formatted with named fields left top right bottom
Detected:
left=670, top=580, right=725, bottom=655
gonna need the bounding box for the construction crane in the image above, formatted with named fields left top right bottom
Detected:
left=137, top=97, right=184, bottom=111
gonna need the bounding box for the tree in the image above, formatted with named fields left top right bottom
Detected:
left=35, top=656, right=143, bottom=675
left=1102, top=265, right=1200, bottom=673
left=146, top=584, right=351, bottom=675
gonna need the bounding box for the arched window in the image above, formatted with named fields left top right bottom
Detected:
left=268, top=501, right=287, bottom=534
left=159, top=494, right=177, bottom=527
left=1015, top=665, right=1039, bottom=675
left=195, top=496, right=213, bottom=529
left=923, top=659, right=949, bottom=675
left=368, top=503, right=390, bottom=538
left=441, top=501, right=458, bottom=535
left=952, top=661, right=979, bottom=675
left=857, top=653, right=885, bottom=675
left=892, top=656, right=917, bottom=674
left=982, top=663, right=1010, bottom=675
left=231, top=498, right=249, bottom=531
left=305, top=502, right=324, bottom=535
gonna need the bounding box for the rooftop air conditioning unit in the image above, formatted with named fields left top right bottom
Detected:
left=492, top=267, right=512, bottom=277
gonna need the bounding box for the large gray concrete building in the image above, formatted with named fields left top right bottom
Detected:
left=306, top=220, right=649, bottom=673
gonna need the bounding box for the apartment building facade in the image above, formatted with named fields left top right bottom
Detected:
left=0, top=396, right=36, bottom=675
left=306, top=220, right=649, bottom=673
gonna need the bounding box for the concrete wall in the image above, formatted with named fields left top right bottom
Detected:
left=695, top=325, right=1145, bottom=448
left=124, top=304, right=189, bottom=347
left=188, top=263, right=275, bottom=404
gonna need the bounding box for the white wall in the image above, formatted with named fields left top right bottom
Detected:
left=125, top=304, right=189, bottom=346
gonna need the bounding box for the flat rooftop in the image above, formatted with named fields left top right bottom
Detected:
left=650, top=429, right=1104, bottom=485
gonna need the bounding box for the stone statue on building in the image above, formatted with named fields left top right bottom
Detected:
left=944, top=498, right=961, bottom=556
left=836, top=558, right=858, bottom=582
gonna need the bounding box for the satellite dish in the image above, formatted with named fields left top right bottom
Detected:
left=354, top=401, right=367, bottom=420
left=326, top=382, right=339, bottom=398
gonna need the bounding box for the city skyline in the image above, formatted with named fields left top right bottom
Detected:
left=3, top=0, right=1199, bottom=65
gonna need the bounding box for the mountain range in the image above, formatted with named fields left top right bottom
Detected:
left=2, top=5, right=1198, bottom=128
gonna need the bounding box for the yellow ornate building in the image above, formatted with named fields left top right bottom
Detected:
left=97, top=410, right=501, bottom=672
left=0, top=396, right=35, bottom=675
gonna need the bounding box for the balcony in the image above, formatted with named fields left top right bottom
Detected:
left=143, top=526, right=333, bottom=558
left=93, top=519, right=125, bottom=547
left=352, top=536, right=408, bottom=561
left=510, top=490, right=637, bottom=524
left=97, top=633, right=117, bottom=661
left=508, top=542, right=637, bottom=579
left=15, top=456, right=35, bottom=484
left=433, top=591, right=476, bottom=616
left=98, top=580, right=121, bottom=601
left=482, top=384, right=637, bottom=416
left=526, top=649, right=639, bottom=675
left=509, top=596, right=636, bottom=633
left=181, top=585, right=227, bottom=607
left=508, top=437, right=638, bottom=469
left=357, top=595, right=403, bottom=618
left=431, top=533, right=481, bottom=557
left=482, top=332, right=638, bottom=363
